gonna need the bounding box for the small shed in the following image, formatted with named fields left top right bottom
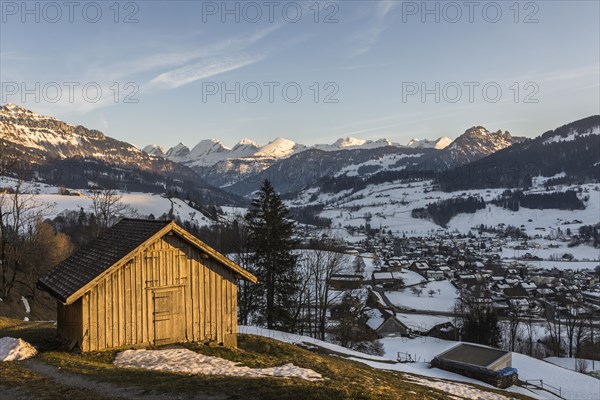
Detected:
left=38, top=219, right=257, bottom=351
left=431, top=343, right=517, bottom=388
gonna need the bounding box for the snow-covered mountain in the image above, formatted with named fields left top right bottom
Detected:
left=0, top=103, right=148, bottom=164
left=542, top=125, right=600, bottom=145
left=440, top=116, right=600, bottom=190
left=154, top=136, right=397, bottom=167
left=156, top=137, right=299, bottom=168
left=431, top=126, right=519, bottom=169
left=153, top=135, right=455, bottom=172
left=143, top=144, right=165, bottom=156
left=253, top=137, right=304, bottom=158
left=407, top=136, right=452, bottom=150
left=151, top=136, right=395, bottom=183
left=313, top=137, right=395, bottom=151
left=0, top=103, right=241, bottom=204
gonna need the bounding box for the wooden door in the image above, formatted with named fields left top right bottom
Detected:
left=152, top=287, right=185, bottom=345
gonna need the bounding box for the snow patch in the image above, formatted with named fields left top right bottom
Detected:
left=543, top=126, right=600, bottom=145
left=402, top=374, right=515, bottom=400
left=21, top=296, right=30, bottom=314
left=0, top=337, right=37, bottom=361
left=114, top=348, right=323, bottom=381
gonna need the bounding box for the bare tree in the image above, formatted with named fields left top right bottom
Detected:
left=506, top=301, right=524, bottom=352
left=87, top=188, right=135, bottom=234
left=230, top=217, right=259, bottom=326
left=300, top=244, right=349, bottom=340
left=17, top=219, right=73, bottom=298
left=575, top=358, right=589, bottom=373
left=544, top=301, right=564, bottom=356
left=555, top=292, right=588, bottom=358
left=522, top=316, right=538, bottom=357
left=0, top=175, right=51, bottom=299
left=353, top=256, right=366, bottom=274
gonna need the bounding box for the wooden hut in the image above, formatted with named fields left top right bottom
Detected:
left=38, top=219, right=257, bottom=351
left=431, top=343, right=517, bottom=388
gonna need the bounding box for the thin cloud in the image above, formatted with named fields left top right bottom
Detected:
left=86, top=25, right=282, bottom=84
left=144, top=24, right=284, bottom=90
left=350, top=1, right=399, bottom=56
left=376, top=0, right=397, bottom=18
left=147, top=54, right=263, bottom=89
left=27, top=25, right=281, bottom=114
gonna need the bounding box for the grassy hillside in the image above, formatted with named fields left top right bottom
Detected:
left=0, top=318, right=535, bottom=400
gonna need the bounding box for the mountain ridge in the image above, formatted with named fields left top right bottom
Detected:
left=0, top=103, right=243, bottom=206
left=146, top=135, right=454, bottom=169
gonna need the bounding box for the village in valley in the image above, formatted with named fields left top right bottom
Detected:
left=329, top=229, right=600, bottom=347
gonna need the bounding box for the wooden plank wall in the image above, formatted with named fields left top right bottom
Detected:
left=57, top=299, right=83, bottom=345
left=78, top=234, right=239, bottom=351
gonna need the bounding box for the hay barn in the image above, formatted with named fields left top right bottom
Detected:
left=431, top=343, right=517, bottom=388
left=38, top=219, right=257, bottom=351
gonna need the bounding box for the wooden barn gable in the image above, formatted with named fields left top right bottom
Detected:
left=38, top=218, right=257, bottom=351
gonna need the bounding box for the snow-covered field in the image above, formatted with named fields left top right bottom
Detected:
left=335, top=153, right=423, bottom=177
left=521, top=260, right=600, bottom=271
left=240, top=326, right=600, bottom=400
left=395, top=269, right=427, bottom=286
left=0, top=177, right=225, bottom=226
left=114, top=347, right=323, bottom=381
left=501, top=239, right=599, bottom=261
left=544, top=357, right=600, bottom=373
left=306, top=180, right=600, bottom=240
left=385, top=280, right=458, bottom=312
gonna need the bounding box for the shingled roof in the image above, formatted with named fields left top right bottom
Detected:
left=434, top=343, right=510, bottom=368
left=38, top=218, right=257, bottom=304
left=38, top=219, right=170, bottom=303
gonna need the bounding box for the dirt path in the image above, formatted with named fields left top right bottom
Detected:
left=0, top=385, right=37, bottom=400
left=22, top=359, right=228, bottom=400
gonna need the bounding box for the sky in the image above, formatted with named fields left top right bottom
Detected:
left=1, top=0, right=599, bottom=150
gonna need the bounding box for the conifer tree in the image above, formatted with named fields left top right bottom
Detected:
left=245, top=179, right=299, bottom=330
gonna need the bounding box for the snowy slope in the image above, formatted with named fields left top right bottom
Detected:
left=293, top=179, right=600, bottom=241
left=335, top=153, right=423, bottom=177
left=0, top=177, right=220, bottom=226
left=240, top=326, right=599, bottom=400
left=543, top=126, right=600, bottom=145
left=544, top=357, right=600, bottom=373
